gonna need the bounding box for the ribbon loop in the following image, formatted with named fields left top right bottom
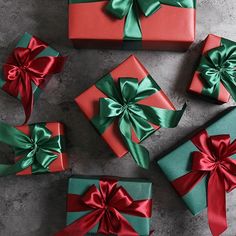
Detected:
left=2, top=36, right=66, bottom=124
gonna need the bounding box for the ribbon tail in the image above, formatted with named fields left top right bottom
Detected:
left=221, top=76, right=236, bottom=102
left=208, top=169, right=227, bottom=236
left=119, top=113, right=149, bottom=169
left=123, top=1, right=142, bottom=40
left=55, top=209, right=104, bottom=236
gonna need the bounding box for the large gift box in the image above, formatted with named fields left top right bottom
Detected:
left=68, top=0, right=196, bottom=50
left=158, top=107, right=236, bottom=236
left=188, top=34, right=236, bottom=104
left=56, top=176, right=152, bottom=235
left=75, top=55, right=186, bottom=169
left=0, top=32, right=66, bottom=123
left=0, top=121, right=68, bottom=176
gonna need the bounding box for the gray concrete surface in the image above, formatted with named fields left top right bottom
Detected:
left=0, top=0, right=236, bottom=235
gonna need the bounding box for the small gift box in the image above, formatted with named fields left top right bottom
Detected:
left=0, top=121, right=68, bottom=176
left=55, top=176, right=152, bottom=236
left=68, top=0, right=196, bottom=50
left=75, top=55, right=186, bottom=169
left=188, top=34, right=236, bottom=104
left=158, top=107, right=236, bottom=236
left=0, top=32, right=66, bottom=123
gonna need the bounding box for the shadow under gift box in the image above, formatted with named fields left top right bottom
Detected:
left=157, top=107, right=236, bottom=215
left=188, top=34, right=236, bottom=104
left=75, top=55, right=176, bottom=159
left=66, top=176, right=152, bottom=235
left=68, top=0, right=196, bottom=51
left=0, top=32, right=60, bottom=102
left=15, top=122, right=68, bottom=175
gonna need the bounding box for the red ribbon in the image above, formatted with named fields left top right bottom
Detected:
left=172, top=130, right=236, bottom=236
left=55, top=178, right=152, bottom=236
left=2, top=36, right=66, bottom=123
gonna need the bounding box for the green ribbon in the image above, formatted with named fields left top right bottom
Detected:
left=69, top=0, right=196, bottom=40
left=0, top=122, right=63, bottom=176
left=198, top=44, right=236, bottom=101
left=92, top=74, right=186, bottom=169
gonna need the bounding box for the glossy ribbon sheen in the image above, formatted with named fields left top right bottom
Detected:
left=55, top=178, right=152, bottom=235
left=2, top=36, right=66, bottom=123
left=172, top=130, right=236, bottom=236
left=69, top=0, right=195, bottom=40
left=199, top=45, right=236, bottom=101
left=0, top=122, right=62, bottom=176
left=92, top=74, right=186, bottom=169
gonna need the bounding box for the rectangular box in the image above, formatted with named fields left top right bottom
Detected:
left=68, top=0, right=196, bottom=51
left=66, top=176, right=152, bottom=235
left=158, top=107, right=236, bottom=215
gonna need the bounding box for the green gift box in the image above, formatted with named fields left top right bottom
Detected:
left=58, top=176, right=152, bottom=236
left=158, top=107, right=236, bottom=216
left=0, top=32, right=65, bottom=123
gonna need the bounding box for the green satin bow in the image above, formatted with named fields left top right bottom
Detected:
left=92, top=74, right=186, bottom=169
left=0, top=122, right=63, bottom=176
left=199, top=45, right=236, bottom=101
left=69, top=0, right=196, bottom=40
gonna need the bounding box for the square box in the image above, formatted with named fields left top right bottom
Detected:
left=188, top=34, right=236, bottom=103
left=65, top=176, right=152, bottom=235
left=68, top=0, right=196, bottom=51
left=75, top=55, right=178, bottom=159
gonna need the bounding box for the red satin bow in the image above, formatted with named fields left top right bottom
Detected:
left=172, top=130, right=236, bottom=236
left=2, top=36, right=66, bottom=123
left=55, top=178, right=152, bottom=236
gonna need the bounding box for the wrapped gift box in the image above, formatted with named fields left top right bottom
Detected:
left=60, top=176, right=152, bottom=235
left=75, top=55, right=185, bottom=168
left=188, top=34, right=236, bottom=103
left=158, top=107, right=236, bottom=215
left=68, top=0, right=196, bottom=50
left=0, top=32, right=66, bottom=123
left=0, top=122, right=68, bottom=176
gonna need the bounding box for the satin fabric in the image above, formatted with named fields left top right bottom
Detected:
left=55, top=178, right=152, bottom=235
left=198, top=45, right=236, bottom=101
left=2, top=36, right=66, bottom=124
left=172, top=130, right=236, bottom=236
left=69, top=0, right=195, bottom=40
left=92, top=74, right=186, bottom=169
left=0, top=122, right=62, bottom=176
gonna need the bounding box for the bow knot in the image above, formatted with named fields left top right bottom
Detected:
left=199, top=45, right=236, bottom=101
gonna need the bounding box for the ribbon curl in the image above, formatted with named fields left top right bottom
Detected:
left=55, top=178, right=152, bottom=235
left=0, top=122, right=63, bottom=176
left=199, top=45, right=236, bottom=101
left=92, top=75, right=186, bottom=169
left=2, top=36, right=66, bottom=124
left=172, top=130, right=236, bottom=236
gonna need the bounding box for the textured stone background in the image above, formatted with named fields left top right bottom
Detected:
left=0, top=0, right=235, bottom=235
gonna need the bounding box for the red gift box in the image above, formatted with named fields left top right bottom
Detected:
left=188, top=34, right=231, bottom=103
left=15, top=122, right=68, bottom=175
left=68, top=0, right=196, bottom=51
left=75, top=55, right=177, bottom=158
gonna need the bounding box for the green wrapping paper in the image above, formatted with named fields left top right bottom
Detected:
left=157, top=107, right=236, bottom=215
left=66, top=176, right=152, bottom=235
left=0, top=32, right=59, bottom=104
